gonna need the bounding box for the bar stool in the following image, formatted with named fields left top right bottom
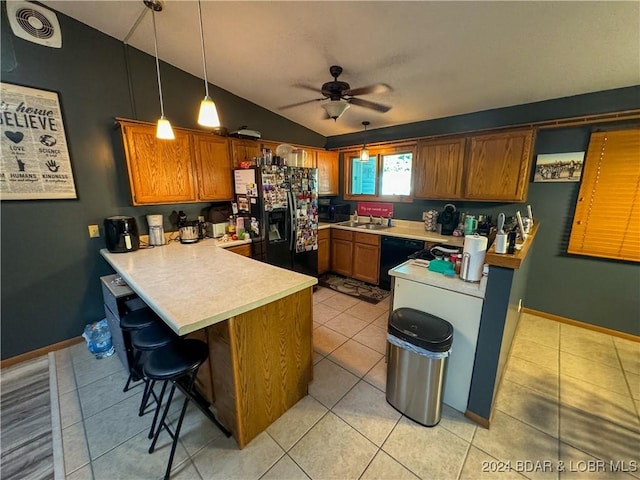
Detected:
left=130, top=322, right=177, bottom=418
left=120, top=308, right=160, bottom=393
left=144, top=338, right=230, bottom=480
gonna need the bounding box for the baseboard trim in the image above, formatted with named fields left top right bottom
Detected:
left=465, top=410, right=490, bottom=429
left=522, top=308, right=640, bottom=343
left=1, top=337, right=84, bottom=368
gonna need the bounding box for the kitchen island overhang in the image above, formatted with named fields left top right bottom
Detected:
left=100, top=241, right=317, bottom=448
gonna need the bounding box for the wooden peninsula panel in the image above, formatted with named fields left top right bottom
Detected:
left=206, top=288, right=313, bottom=448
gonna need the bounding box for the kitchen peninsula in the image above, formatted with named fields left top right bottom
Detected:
left=100, top=241, right=317, bottom=448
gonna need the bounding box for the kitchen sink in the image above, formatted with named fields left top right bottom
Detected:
left=358, top=223, right=389, bottom=230
left=337, top=221, right=366, bottom=227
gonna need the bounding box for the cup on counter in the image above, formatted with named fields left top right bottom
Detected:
left=494, top=233, right=508, bottom=254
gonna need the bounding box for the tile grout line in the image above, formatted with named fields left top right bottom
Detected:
left=48, top=352, right=65, bottom=480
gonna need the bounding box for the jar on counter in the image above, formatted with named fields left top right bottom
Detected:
left=450, top=254, right=462, bottom=275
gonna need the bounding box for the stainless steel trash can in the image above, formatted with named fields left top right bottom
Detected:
left=386, top=308, right=453, bottom=426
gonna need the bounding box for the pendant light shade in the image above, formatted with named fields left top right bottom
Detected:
left=360, top=121, right=370, bottom=161
left=196, top=0, right=220, bottom=128
left=146, top=0, right=174, bottom=140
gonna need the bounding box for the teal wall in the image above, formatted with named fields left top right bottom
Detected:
left=326, top=91, right=640, bottom=336
left=0, top=7, right=323, bottom=359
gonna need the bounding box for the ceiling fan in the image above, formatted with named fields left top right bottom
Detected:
left=280, top=65, right=392, bottom=120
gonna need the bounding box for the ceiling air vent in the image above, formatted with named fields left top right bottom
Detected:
left=6, top=1, right=62, bottom=48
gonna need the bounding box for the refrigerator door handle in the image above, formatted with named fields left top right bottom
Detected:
left=288, top=190, right=295, bottom=252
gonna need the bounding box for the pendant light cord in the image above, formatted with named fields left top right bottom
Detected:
left=151, top=9, right=165, bottom=117
left=197, top=0, right=210, bottom=98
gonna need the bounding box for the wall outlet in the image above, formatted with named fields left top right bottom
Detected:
left=88, top=224, right=100, bottom=238
left=518, top=299, right=522, bottom=312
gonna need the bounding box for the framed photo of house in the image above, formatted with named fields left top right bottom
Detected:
left=0, top=82, right=77, bottom=200
left=534, top=152, right=585, bottom=182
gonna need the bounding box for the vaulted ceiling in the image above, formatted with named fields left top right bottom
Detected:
left=43, top=1, right=640, bottom=137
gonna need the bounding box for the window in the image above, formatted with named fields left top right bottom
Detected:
left=381, top=152, right=412, bottom=195
left=350, top=155, right=377, bottom=195
left=568, top=128, right=640, bottom=262
left=344, top=144, right=416, bottom=201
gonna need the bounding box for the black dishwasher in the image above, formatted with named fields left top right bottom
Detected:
left=379, top=236, right=424, bottom=290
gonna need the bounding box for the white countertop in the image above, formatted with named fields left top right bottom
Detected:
left=100, top=240, right=317, bottom=336
left=389, top=259, right=487, bottom=299
left=322, top=219, right=464, bottom=246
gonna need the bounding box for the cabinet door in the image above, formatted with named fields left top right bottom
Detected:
left=121, top=123, right=196, bottom=205
left=415, top=138, right=465, bottom=199
left=331, top=238, right=353, bottom=277
left=465, top=129, right=534, bottom=201
left=352, top=242, right=380, bottom=284
left=317, top=150, right=339, bottom=196
left=231, top=139, right=261, bottom=167
left=317, top=229, right=331, bottom=274
left=226, top=244, right=252, bottom=257
left=193, top=134, right=233, bottom=201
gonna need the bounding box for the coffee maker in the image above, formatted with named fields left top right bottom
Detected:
left=438, top=204, right=460, bottom=236
left=146, top=214, right=165, bottom=246
left=104, top=216, right=139, bottom=253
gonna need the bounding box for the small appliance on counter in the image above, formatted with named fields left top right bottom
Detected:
left=146, top=214, right=165, bottom=246
left=460, top=234, right=488, bottom=282
left=438, top=203, right=460, bottom=236
left=105, top=216, right=139, bottom=253
left=179, top=221, right=200, bottom=244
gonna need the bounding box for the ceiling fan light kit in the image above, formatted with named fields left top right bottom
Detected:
left=196, top=0, right=220, bottom=128
left=323, top=100, right=350, bottom=121
left=145, top=0, right=175, bottom=140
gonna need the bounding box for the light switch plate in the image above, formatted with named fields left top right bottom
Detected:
left=88, top=225, right=100, bottom=238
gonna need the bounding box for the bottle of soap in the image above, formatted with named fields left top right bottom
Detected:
left=387, top=213, right=393, bottom=227
left=353, top=210, right=359, bottom=222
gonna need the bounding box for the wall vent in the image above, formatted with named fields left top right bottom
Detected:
left=6, top=1, right=62, bottom=48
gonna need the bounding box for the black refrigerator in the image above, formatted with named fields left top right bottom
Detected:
left=233, top=166, right=318, bottom=277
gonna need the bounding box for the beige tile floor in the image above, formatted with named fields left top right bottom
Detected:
left=53, top=287, right=639, bottom=480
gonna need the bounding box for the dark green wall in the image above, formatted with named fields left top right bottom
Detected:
left=327, top=92, right=640, bottom=336
left=0, top=7, right=323, bottom=359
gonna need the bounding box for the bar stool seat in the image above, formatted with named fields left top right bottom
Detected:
left=120, top=307, right=158, bottom=331
left=130, top=322, right=177, bottom=417
left=120, top=308, right=162, bottom=393
left=145, top=339, right=230, bottom=480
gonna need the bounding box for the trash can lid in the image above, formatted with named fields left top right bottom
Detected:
left=388, top=308, right=453, bottom=352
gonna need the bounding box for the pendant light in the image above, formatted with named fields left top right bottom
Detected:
left=145, top=0, right=174, bottom=140
left=196, top=0, right=220, bottom=127
left=360, top=121, right=370, bottom=161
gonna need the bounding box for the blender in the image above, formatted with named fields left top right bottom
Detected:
left=146, top=214, right=165, bottom=246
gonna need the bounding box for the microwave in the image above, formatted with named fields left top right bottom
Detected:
left=318, top=203, right=350, bottom=223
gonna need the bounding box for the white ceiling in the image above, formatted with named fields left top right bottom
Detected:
left=42, top=1, right=640, bottom=137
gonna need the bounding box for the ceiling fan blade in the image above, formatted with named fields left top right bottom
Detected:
left=293, top=84, right=324, bottom=94
left=347, top=97, right=392, bottom=113
left=344, top=83, right=391, bottom=96
left=278, top=98, right=325, bottom=110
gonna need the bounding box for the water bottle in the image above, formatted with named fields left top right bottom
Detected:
left=82, top=319, right=115, bottom=359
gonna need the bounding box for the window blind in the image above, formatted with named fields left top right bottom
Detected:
left=568, top=128, right=640, bottom=262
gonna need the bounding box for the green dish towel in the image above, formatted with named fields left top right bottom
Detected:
left=428, top=259, right=456, bottom=275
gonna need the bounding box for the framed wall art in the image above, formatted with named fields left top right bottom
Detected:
left=534, top=151, right=585, bottom=182
left=0, top=82, right=77, bottom=200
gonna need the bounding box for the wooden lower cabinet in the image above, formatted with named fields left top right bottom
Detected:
left=352, top=232, right=381, bottom=284
left=317, top=229, right=331, bottom=275
left=226, top=244, right=251, bottom=257
left=331, top=229, right=353, bottom=277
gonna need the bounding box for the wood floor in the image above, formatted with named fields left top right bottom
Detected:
left=0, top=355, right=54, bottom=480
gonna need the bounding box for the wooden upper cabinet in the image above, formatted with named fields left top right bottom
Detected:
left=120, top=122, right=196, bottom=205
left=465, top=129, right=534, bottom=201
left=415, top=138, right=465, bottom=199
left=230, top=138, right=261, bottom=167
left=317, top=150, right=339, bottom=196
left=193, top=134, right=233, bottom=201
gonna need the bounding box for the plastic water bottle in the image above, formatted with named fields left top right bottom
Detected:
left=82, top=319, right=115, bottom=359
